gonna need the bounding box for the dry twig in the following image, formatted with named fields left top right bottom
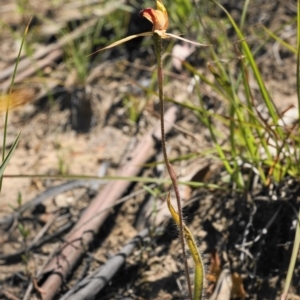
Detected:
left=39, top=105, right=178, bottom=299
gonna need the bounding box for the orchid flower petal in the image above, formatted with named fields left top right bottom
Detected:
left=140, top=0, right=168, bottom=31
left=165, top=33, right=211, bottom=47
left=87, top=32, right=154, bottom=56
left=156, top=0, right=167, bottom=14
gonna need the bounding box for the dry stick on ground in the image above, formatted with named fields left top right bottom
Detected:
left=0, top=19, right=92, bottom=90
left=1, top=289, right=20, bottom=300
left=23, top=192, right=149, bottom=300
left=0, top=180, right=104, bottom=230
left=0, top=49, right=63, bottom=91
left=60, top=228, right=161, bottom=300
left=20, top=216, right=64, bottom=299
left=39, top=105, right=178, bottom=300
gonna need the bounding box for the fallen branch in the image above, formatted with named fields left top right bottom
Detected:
left=60, top=228, right=161, bottom=300
left=0, top=179, right=105, bottom=230
left=39, top=105, right=178, bottom=300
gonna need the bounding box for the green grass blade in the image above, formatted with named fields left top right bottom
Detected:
left=3, top=173, right=227, bottom=190
left=193, top=72, right=234, bottom=176
left=0, top=132, right=21, bottom=178
left=262, top=25, right=297, bottom=54
left=0, top=18, right=31, bottom=191
left=297, top=0, right=300, bottom=129
left=240, top=0, right=250, bottom=30
left=281, top=209, right=300, bottom=300
left=2, top=19, right=31, bottom=161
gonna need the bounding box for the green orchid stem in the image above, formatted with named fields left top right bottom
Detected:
left=153, top=32, right=193, bottom=300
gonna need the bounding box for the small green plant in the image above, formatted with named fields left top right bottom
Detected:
left=63, top=20, right=104, bottom=86
left=17, top=191, right=22, bottom=208
left=18, top=222, right=32, bottom=278
left=54, top=143, right=70, bottom=175
left=16, top=0, right=29, bottom=15
left=18, top=223, right=31, bottom=240
left=8, top=191, right=23, bottom=212
left=18, top=222, right=31, bottom=257
left=57, top=154, right=69, bottom=175
left=123, top=94, right=145, bottom=123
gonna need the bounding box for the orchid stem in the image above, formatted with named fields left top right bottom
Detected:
left=153, top=32, right=193, bottom=300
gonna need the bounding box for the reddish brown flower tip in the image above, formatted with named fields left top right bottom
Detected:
left=139, top=0, right=169, bottom=32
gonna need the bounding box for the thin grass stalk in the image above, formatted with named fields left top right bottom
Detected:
left=207, top=64, right=245, bottom=186
left=1, top=21, right=30, bottom=156
left=0, top=132, right=21, bottom=178
left=153, top=32, right=192, bottom=300
left=262, top=25, right=297, bottom=54
left=194, top=83, right=234, bottom=176
left=295, top=0, right=300, bottom=178
left=240, top=0, right=250, bottom=31
left=297, top=0, right=300, bottom=130
left=191, top=0, right=226, bottom=80
left=281, top=209, right=300, bottom=300
left=183, top=62, right=226, bottom=99
left=226, top=78, right=249, bottom=187
left=237, top=46, right=271, bottom=179
left=3, top=172, right=226, bottom=190
left=0, top=18, right=31, bottom=191
left=228, top=99, right=241, bottom=185
left=215, top=46, right=260, bottom=172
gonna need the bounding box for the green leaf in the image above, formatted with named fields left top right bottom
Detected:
left=282, top=209, right=300, bottom=299
left=0, top=132, right=21, bottom=178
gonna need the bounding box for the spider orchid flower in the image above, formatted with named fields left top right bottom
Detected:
left=90, top=0, right=209, bottom=55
